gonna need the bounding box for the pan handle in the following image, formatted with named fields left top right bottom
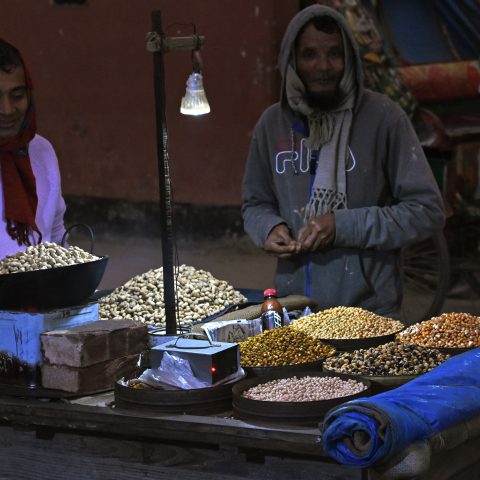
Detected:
left=62, top=223, right=96, bottom=254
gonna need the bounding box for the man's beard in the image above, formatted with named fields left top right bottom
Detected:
left=306, top=86, right=344, bottom=110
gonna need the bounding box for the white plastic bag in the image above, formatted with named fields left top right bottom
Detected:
left=139, top=352, right=209, bottom=389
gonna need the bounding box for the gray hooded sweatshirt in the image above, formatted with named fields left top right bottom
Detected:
left=242, top=5, right=444, bottom=317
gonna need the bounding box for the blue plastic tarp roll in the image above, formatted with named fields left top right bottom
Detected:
left=321, top=348, right=480, bottom=468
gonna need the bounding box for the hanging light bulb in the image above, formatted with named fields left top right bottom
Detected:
left=180, top=71, right=210, bottom=116
left=180, top=46, right=210, bottom=116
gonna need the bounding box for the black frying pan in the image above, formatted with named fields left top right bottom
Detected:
left=0, top=224, right=108, bottom=311
left=0, top=255, right=109, bottom=310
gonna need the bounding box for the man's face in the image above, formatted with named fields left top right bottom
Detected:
left=295, top=23, right=345, bottom=108
left=0, top=66, right=28, bottom=139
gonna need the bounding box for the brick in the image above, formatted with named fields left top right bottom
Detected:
left=41, top=319, right=147, bottom=368
left=41, top=353, right=139, bottom=393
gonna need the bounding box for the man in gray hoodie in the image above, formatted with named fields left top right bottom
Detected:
left=242, top=5, right=444, bottom=318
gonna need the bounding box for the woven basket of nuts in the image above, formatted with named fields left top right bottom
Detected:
left=0, top=242, right=108, bottom=310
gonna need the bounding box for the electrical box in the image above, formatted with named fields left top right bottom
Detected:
left=150, top=338, right=239, bottom=384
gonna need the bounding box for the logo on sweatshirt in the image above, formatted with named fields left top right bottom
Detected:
left=275, top=138, right=310, bottom=174
left=275, top=140, right=357, bottom=174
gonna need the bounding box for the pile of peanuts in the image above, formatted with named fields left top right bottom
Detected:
left=323, top=342, right=450, bottom=376
left=291, top=306, right=404, bottom=339
left=99, top=265, right=246, bottom=328
left=0, top=242, right=100, bottom=274
left=398, top=312, right=480, bottom=349
left=241, top=375, right=367, bottom=402
left=239, top=326, right=335, bottom=367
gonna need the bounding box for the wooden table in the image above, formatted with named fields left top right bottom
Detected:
left=0, top=390, right=480, bottom=480
left=0, top=390, right=363, bottom=480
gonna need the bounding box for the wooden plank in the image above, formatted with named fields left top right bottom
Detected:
left=0, top=395, right=324, bottom=457
left=4, top=392, right=480, bottom=479
left=0, top=425, right=361, bottom=480
left=422, top=436, right=480, bottom=480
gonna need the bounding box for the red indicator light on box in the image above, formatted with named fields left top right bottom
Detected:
left=211, top=366, right=217, bottom=373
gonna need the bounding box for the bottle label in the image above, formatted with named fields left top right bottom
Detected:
left=261, top=311, right=283, bottom=330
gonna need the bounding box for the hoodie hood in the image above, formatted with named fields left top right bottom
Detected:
left=278, top=5, right=364, bottom=109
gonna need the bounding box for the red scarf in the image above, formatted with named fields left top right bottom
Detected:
left=0, top=41, right=41, bottom=246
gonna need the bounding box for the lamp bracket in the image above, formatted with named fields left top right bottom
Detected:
left=146, top=32, right=205, bottom=53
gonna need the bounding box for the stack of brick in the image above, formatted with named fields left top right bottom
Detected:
left=40, top=319, right=148, bottom=393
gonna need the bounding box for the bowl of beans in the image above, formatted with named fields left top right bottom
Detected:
left=291, top=307, right=405, bottom=351
left=232, top=371, right=371, bottom=425
left=396, top=312, right=480, bottom=355
left=239, top=326, right=336, bottom=377
left=323, top=342, right=450, bottom=393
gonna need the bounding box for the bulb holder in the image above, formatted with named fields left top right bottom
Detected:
left=180, top=72, right=211, bottom=116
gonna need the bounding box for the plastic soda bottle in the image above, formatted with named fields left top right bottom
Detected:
left=260, top=288, right=283, bottom=330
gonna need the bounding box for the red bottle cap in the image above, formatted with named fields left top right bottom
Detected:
left=263, top=288, right=277, bottom=297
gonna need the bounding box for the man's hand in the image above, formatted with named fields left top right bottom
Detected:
left=297, top=213, right=335, bottom=252
left=264, top=224, right=300, bottom=259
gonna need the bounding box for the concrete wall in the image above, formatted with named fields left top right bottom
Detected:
left=2, top=0, right=298, bottom=206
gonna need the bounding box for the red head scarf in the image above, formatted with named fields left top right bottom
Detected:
left=0, top=39, right=41, bottom=246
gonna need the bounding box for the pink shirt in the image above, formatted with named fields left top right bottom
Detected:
left=0, top=134, right=66, bottom=259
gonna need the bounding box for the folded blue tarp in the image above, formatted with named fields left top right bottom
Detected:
left=321, top=348, right=480, bottom=468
